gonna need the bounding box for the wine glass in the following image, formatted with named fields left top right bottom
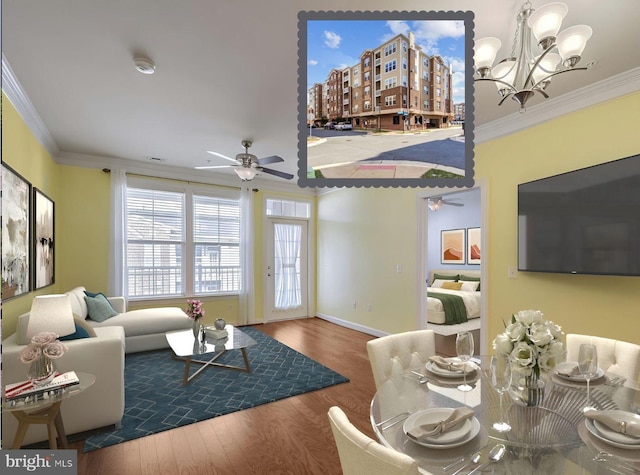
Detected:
left=455, top=332, right=474, bottom=392
left=578, top=344, right=598, bottom=412
left=490, top=355, right=512, bottom=432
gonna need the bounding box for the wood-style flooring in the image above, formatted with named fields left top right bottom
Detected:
left=72, top=317, right=378, bottom=474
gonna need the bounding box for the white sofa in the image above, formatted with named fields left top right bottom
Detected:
left=1, top=325, right=126, bottom=448
left=62, top=286, right=193, bottom=354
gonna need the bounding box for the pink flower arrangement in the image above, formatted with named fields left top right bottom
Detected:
left=19, top=331, right=68, bottom=363
left=185, top=299, right=205, bottom=321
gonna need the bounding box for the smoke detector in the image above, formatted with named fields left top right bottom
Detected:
left=134, top=57, right=156, bottom=75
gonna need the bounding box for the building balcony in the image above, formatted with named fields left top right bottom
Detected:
left=343, top=87, right=349, bottom=93
left=375, top=58, right=381, bottom=65
left=343, top=99, right=349, bottom=105
left=375, top=91, right=381, bottom=97
left=375, top=74, right=380, bottom=81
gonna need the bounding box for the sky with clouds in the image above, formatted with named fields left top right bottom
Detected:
left=306, top=19, right=466, bottom=104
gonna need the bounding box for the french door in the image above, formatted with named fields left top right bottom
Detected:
left=265, top=219, right=309, bottom=321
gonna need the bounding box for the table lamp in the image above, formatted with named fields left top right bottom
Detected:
left=26, top=294, right=76, bottom=340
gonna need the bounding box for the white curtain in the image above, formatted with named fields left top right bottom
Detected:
left=274, top=223, right=301, bottom=310
left=108, top=169, right=127, bottom=299
left=238, top=185, right=254, bottom=325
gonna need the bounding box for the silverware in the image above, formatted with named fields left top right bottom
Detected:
left=593, top=452, right=640, bottom=474
left=451, top=451, right=481, bottom=475
left=375, top=411, right=410, bottom=431
left=444, top=451, right=481, bottom=472
left=467, top=444, right=506, bottom=474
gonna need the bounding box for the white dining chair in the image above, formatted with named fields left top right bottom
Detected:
left=327, top=406, right=421, bottom=475
left=366, top=330, right=436, bottom=389
left=566, top=334, right=640, bottom=387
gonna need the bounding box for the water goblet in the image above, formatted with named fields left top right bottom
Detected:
left=490, top=355, right=512, bottom=432
left=578, top=343, right=598, bottom=412
left=455, top=332, right=474, bottom=392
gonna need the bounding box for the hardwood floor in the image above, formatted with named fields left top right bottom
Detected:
left=72, top=318, right=378, bottom=474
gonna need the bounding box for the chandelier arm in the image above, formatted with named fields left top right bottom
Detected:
left=475, top=77, right=519, bottom=94
left=498, top=93, right=515, bottom=106
left=530, top=66, right=589, bottom=90
left=523, top=45, right=555, bottom=90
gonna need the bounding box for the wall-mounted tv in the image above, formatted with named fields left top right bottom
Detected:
left=518, top=154, right=640, bottom=276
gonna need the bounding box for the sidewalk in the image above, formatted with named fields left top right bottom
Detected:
left=314, top=160, right=464, bottom=179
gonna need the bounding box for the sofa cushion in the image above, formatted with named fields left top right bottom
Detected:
left=65, top=286, right=88, bottom=319
left=60, top=316, right=97, bottom=341
left=85, top=294, right=119, bottom=322
left=86, top=307, right=191, bottom=337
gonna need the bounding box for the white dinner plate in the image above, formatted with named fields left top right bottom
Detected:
left=585, top=418, right=640, bottom=450
left=403, top=408, right=480, bottom=449
left=554, top=362, right=605, bottom=382
left=425, top=359, right=476, bottom=378
left=591, top=411, right=640, bottom=446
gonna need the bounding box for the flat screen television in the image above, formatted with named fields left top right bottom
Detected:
left=518, top=153, right=640, bottom=276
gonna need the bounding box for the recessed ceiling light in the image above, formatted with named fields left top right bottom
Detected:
left=134, top=57, right=156, bottom=75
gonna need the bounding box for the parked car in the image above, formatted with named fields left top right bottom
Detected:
left=335, top=122, right=352, bottom=130
left=324, top=122, right=335, bottom=129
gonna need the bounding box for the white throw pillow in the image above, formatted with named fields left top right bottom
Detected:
left=431, top=279, right=448, bottom=288
left=459, top=281, right=480, bottom=292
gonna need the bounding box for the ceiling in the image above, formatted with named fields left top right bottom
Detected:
left=3, top=0, right=639, bottom=184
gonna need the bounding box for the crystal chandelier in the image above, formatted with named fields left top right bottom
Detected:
left=474, top=1, right=593, bottom=112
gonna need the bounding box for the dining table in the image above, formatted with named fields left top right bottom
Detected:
left=370, top=356, right=640, bottom=474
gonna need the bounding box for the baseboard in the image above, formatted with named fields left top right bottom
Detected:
left=315, top=313, right=388, bottom=338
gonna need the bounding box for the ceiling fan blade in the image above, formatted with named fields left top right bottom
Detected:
left=256, top=167, right=294, bottom=180
left=206, top=151, right=238, bottom=163
left=442, top=200, right=464, bottom=207
left=194, top=164, right=237, bottom=170
left=257, top=155, right=284, bottom=165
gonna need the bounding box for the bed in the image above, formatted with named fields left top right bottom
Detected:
left=427, top=269, right=481, bottom=325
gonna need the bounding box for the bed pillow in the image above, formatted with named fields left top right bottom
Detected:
left=432, top=273, right=459, bottom=285
left=459, top=274, right=481, bottom=291
left=441, top=281, right=463, bottom=290
left=459, top=281, right=480, bottom=292
left=431, top=279, right=448, bottom=288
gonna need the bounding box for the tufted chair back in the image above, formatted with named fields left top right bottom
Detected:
left=566, top=334, right=640, bottom=388
left=366, top=330, right=436, bottom=389
left=328, top=406, right=421, bottom=475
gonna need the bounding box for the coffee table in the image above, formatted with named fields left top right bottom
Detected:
left=165, top=325, right=257, bottom=386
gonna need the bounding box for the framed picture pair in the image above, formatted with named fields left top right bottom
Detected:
left=2, top=164, right=55, bottom=299
left=440, top=227, right=481, bottom=265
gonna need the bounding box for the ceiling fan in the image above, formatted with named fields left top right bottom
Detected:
left=195, top=140, right=294, bottom=181
left=427, top=197, right=464, bottom=211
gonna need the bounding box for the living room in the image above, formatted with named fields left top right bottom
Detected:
left=2, top=0, right=640, bottom=472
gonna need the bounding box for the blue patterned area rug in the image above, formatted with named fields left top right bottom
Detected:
left=83, top=326, right=349, bottom=452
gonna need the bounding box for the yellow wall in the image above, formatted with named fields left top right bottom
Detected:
left=317, top=91, right=640, bottom=349
left=317, top=188, right=418, bottom=333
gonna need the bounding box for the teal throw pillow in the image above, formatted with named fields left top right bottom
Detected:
left=85, top=294, right=119, bottom=322
left=60, top=316, right=97, bottom=340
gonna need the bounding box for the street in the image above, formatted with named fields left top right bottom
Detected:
left=307, top=128, right=465, bottom=172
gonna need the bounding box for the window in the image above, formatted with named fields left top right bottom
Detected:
left=384, top=77, right=397, bottom=89
left=353, top=80, right=359, bottom=87
left=364, top=72, right=370, bottom=82
left=423, top=100, right=429, bottom=109
left=353, top=105, right=359, bottom=112
left=437, top=88, right=441, bottom=97
left=364, top=57, right=370, bottom=67
left=393, top=115, right=400, bottom=124
left=436, top=76, right=441, bottom=84
left=384, top=60, right=397, bottom=73
left=402, top=58, right=407, bottom=70
left=423, top=58, right=428, bottom=68
left=364, top=101, right=371, bottom=110
left=402, top=95, right=407, bottom=106
left=385, top=95, right=396, bottom=106
left=423, top=85, right=428, bottom=94
left=364, top=86, right=370, bottom=96
left=266, top=199, right=310, bottom=218
left=402, top=75, right=407, bottom=87
left=354, top=91, right=359, bottom=100
left=126, top=185, right=241, bottom=299
left=402, top=40, right=407, bottom=52
left=437, top=101, right=441, bottom=110
left=423, top=71, right=428, bottom=80
left=384, top=42, right=397, bottom=56
left=353, top=68, right=359, bottom=76
left=437, top=63, right=441, bottom=71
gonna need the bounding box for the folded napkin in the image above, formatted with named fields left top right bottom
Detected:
left=407, top=407, right=475, bottom=440
left=429, top=356, right=476, bottom=373
left=585, top=411, right=640, bottom=438
left=556, top=365, right=580, bottom=377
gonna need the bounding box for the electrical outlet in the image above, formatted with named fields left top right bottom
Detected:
left=396, top=264, right=402, bottom=273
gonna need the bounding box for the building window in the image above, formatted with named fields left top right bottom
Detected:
left=354, top=91, right=358, bottom=100
left=384, top=60, right=397, bottom=73
left=436, top=76, right=441, bottom=84
left=353, top=80, right=359, bottom=87
left=423, top=58, right=428, bottom=68
left=414, top=97, right=418, bottom=107
left=403, top=95, right=407, bottom=106
left=423, top=100, right=429, bottom=109
left=402, top=76, right=407, bottom=87
left=353, top=104, right=359, bottom=112
left=126, top=186, right=241, bottom=298
left=364, top=57, right=370, bottom=67
left=393, top=115, right=400, bottom=125
left=384, top=77, right=397, bottom=89
left=385, top=95, right=396, bottom=106
left=402, top=58, right=407, bottom=70
left=364, top=101, right=371, bottom=110
left=437, top=89, right=441, bottom=97
left=364, top=71, right=370, bottom=82
left=353, top=68, right=359, bottom=76
left=437, top=101, right=441, bottom=110
left=364, top=86, right=370, bottom=96
left=384, top=42, right=397, bottom=56
left=437, top=62, right=441, bottom=71
left=423, top=71, right=428, bottom=80
left=423, top=85, right=428, bottom=94
left=402, top=40, right=407, bottom=52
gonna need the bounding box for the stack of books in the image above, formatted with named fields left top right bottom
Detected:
left=4, top=371, right=80, bottom=403
left=204, top=326, right=228, bottom=340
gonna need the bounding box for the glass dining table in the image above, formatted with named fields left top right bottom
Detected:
left=370, top=357, right=640, bottom=474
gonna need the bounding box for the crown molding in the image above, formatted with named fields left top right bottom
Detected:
left=475, top=66, right=640, bottom=144
left=2, top=53, right=60, bottom=157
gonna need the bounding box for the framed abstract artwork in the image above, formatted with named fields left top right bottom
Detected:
left=34, top=188, right=55, bottom=289
left=441, top=229, right=465, bottom=264
left=467, top=227, right=481, bottom=265
left=2, top=164, right=32, bottom=299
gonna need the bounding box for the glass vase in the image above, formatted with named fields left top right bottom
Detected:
left=192, top=319, right=201, bottom=338
left=28, top=354, right=55, bottom=387
left=509, top=372, right=545, bottom=407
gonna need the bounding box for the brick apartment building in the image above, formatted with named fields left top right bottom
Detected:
left=454, top=102, right=465, bottom=122
left=308, top=32, right=455, bottom=131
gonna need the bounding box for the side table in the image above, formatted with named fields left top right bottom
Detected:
left=2, top=372, right=95, bottom=449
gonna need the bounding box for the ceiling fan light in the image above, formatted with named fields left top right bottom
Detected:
left=428, top=198, right=442, bottom=211
left=556, top=25, right=592, bottom=66
left=234, top=167, right=257, bottom=181
left=528, top=2, right=568, bottom=47
left=474, top=37, right=502, bottom=74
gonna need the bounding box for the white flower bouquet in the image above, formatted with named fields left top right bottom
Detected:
left=492, top=309, right=564, bottom=379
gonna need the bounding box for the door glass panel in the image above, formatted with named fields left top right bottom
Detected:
left=273, top=223, right=302, bottom=310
